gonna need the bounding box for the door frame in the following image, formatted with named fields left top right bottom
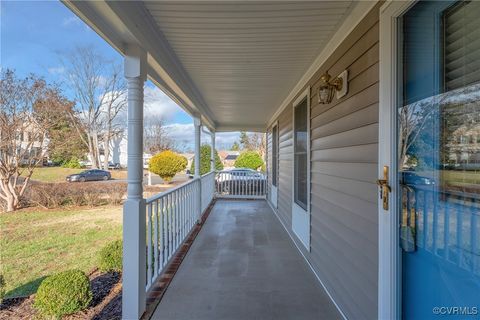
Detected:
left=378, top=1, right=415, bottom=319
left=291, top=87, right=311, bottom=251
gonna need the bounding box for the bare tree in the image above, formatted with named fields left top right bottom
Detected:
left=61, top=46, right=126, bottom=169
left=99, top=64, right=127, bottom=170
left=239, top=131, right=266, bottom=158
left=144, top=115, right=174, bottom=154
left=0, top=70, right=51, bottom=211
left=398, top=84, right=480, bottom=169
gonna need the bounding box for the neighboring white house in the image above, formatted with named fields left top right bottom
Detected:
left=85, top=133, right=152, bottom=168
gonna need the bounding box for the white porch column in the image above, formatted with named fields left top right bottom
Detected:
left=194, top=116, right=201, bottom=178
left=210, top=131, right=216, bottom=172
left=122, top=44, right=147, bottom=320
left=194, top=116, right=202, bottom=220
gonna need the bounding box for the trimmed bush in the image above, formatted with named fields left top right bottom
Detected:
left=62, top=157, right=83, bottom=169
left=180, top=155, right=188, bottom=169
left=98, top=240, right=122, bottom=272
left=29, top=183, right=69, bottom=208
left=0, top=274, right=5, bottom=303
left=234, top=151, right=264, bottom=170
left=108, top=183, right=126, bottom=205
left=34, top=270, right=92, bottom=318
left=149, top=150, right=187, bottom=183
left=27, top=182, right=127, bottom=208
left=190, top=144, right=223, bottom=175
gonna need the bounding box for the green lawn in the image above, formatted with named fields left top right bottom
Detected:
left=441, top=170, right=480, bottom=186
left=23, top=167, right=127, bottom=183
left=0, top=206, right=122, bottom=298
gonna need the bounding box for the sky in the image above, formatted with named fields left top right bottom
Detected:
left=1, top=0, right=239, bottom=152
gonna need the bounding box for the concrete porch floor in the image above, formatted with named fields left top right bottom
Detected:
left=151, top=199, right=341, bottom=320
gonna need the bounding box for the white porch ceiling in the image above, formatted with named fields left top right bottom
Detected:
left=63, top=1, right=357, bottom=131
left=143, top=1, right=354, bottom=131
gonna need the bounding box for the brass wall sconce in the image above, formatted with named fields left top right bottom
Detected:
left=318, top=70, right=348, bottom=104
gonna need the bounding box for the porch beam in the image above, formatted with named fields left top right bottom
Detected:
left=215, top=124, right=267, bottom=132
left=122, top=44, right=147, bottom=320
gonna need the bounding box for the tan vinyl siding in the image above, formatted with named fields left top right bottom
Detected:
left=276, top=107, right=294, bottom=228
left=268, top=3, right=381, bottom=319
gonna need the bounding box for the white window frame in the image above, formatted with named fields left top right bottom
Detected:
left=378, top=1, right=416, bottom=319
left=291, top=87, right=311, bottom=251
left=270, top=121, right=279, bottom=208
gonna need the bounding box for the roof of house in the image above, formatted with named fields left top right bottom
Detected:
left=224, top=154, right=238, bottom=160
left=218, top=150, right=240, bottom=160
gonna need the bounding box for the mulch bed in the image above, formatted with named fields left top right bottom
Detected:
left=0, top=270, right=122, bottom=320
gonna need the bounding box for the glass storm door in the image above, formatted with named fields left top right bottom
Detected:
left=398, top=1, right=480, bottom=318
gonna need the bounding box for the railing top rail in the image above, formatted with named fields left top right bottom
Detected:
left=146, top=177, right=199, bottom=203
left=201, top=171, right=216, bottom=178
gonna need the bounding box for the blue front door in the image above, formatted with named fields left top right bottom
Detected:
left=398, top=1, right=480, bottom=319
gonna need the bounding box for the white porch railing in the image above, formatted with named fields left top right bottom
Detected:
left=145, top=177, right=200, bottom=292
left=143, top=170, right=266, bottom=297
left=144, top=171, right=218, bottom=292
left=215, top=171, right=267, bottom=199
left=201, top=171, right=216, bottom=212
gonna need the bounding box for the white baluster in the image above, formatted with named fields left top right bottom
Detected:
left=159, top=197, right=164, bottom=269
left=168, top=193, right=172, bottom=258
left=147, top=203, right=152, bottom=288
left=153, top=200, right=159, bottom=277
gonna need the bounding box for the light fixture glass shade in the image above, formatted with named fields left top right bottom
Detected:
left=318, top=84, right=335, bottom=104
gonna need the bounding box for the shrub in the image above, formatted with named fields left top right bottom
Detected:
left=29, top=183, right=68, bottom=208
left=149, top=150, right=187, bottom=183
left=0, top=274, right=5, bottom=303
left=234, top=151, right=264, bottom=170
left=98, top=240, right=122, bottom=272
left=34, top=270, right=92, bottom=318
left=83, top=190, right=101, bottom=207
left=107, top=183, right=127, bottom=205
left=190, top=144, right=223, bottom=175
left=27, top=182, right=127, bottom=208
left=62, top=157, right=82, bottom=169
left=180, top=155, right=188, bottom=169
left=261, top=163, right=266, bottom=173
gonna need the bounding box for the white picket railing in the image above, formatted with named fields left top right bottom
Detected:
left=145, top=177, right=201, bottom=292
left=144, top=169, right=266, bottom=293
left=215, top=170, right=267, bottom=199
left=201, top=171, right=216, bottom=212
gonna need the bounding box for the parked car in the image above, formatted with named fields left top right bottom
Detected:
left=66, top=169, right=111, bottom=182
left=216, top=168, right=266, bottom=194
left=108, top=162, right=121, bottom=170
left=401, top=171, right=435, bottom=186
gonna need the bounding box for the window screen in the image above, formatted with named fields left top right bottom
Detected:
left=294, top=98, right=308, bottom=210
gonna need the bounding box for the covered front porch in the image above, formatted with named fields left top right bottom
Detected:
left=151, top=199, right=339, bottom=320
left=61, top=1, right=382, bottom=319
